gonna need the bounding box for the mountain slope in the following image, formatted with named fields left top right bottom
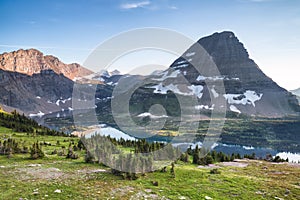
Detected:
left=0, top=49, right=92, bottom=80
left=0, top=69, right=74, bottom=115
left=116, top=31, right=299, bottom=117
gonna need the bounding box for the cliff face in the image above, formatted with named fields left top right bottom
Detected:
left=0, top=49, right=92, bottom=80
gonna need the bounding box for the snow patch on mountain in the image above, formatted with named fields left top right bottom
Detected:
left=211, top=86, right=219, bottom=98
left=195, top=104, right=214, bottom=110
left=196, top=75, right=240, bottom=81
left=196, top=75, right=206, bottom=81
left=224, top=90, right=263, bottom=107
left=176, top=60, right=187, bottom=65
left=147, top=83, right=203, bottom=98
left=185, top=52, right=195, bottom=57
left=137, top=112, right=168, bottom=119
left=229, top=105, right=241, bottom=114
left=29, top=111, right=45, bottom=117
left=173, top=64, right=189, bottom=69
left=152, top=70, right=181, bottom=81
left=106, top=81, right=118, bottom=86
left=55, top=98, right=72, bottom=106
left=188, top=85, right=204, bottom=98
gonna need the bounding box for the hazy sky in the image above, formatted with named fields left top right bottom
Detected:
left=1, top=0, right=300, bottom=89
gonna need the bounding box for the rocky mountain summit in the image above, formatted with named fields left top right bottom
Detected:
left=0, top=49, right=92, bottom=80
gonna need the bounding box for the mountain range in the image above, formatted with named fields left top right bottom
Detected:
left=0, top=31, right=299, bottom=120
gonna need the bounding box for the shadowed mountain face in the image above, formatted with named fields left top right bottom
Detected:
left=0, top=69, right=73, bottom=114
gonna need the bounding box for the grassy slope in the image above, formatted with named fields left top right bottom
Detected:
left=0, top=127, right=299, bottom=199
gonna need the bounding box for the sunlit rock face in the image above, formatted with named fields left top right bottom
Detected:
left=0, top=48, right=92, bottom=80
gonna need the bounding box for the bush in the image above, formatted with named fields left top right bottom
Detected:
left=152, top=181, right=159, bottom=186
left=179, top=152, right=189, bottom=163
left=210, top=168, right=221, bottom=174
left=123, top=172, right=139, bottom=180
left=30, top=142, right=44, bottom=159
left=272, top=156, right=286, bottom=163
left=85, top=151, right=95, bottom=163
left=51, top=149, right=58, bottom=155
left=66, top=147, right=79, bottom=159
left=57, top=150, right=66, bottom=156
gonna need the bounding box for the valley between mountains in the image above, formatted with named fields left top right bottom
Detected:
left=0, top=31, right=299, bottom=153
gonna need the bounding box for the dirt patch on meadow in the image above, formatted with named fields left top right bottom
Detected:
left=287, top=163, right=300, bottom=168
left=130, top=190, right=169, bottom=200
left=77, top=168, right=107, bottom=174
left=109, top=186, right=135, bottom=198
left=18, top=166, right=66, bottom=180
left=220, top=161, right=248, bottom=168
left=198, top=164, right=220, bottom=169
left=17, top=164, right=108, bottom=181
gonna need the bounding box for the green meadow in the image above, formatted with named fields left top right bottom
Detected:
left=0, top=126, right=299, bottom=200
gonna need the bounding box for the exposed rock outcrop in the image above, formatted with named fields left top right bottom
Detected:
left=0, top=49, right=92, bottom=80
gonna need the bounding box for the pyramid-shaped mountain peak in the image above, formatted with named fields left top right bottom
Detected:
left=197, top=31, right=250, bottom=64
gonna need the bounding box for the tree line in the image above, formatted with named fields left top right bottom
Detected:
left=82, top=134, right=182, bottom=179
left=0, top=110, right=68, bottom=136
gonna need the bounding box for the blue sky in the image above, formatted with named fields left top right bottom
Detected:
left=1, top=0, right=300, bottom=89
